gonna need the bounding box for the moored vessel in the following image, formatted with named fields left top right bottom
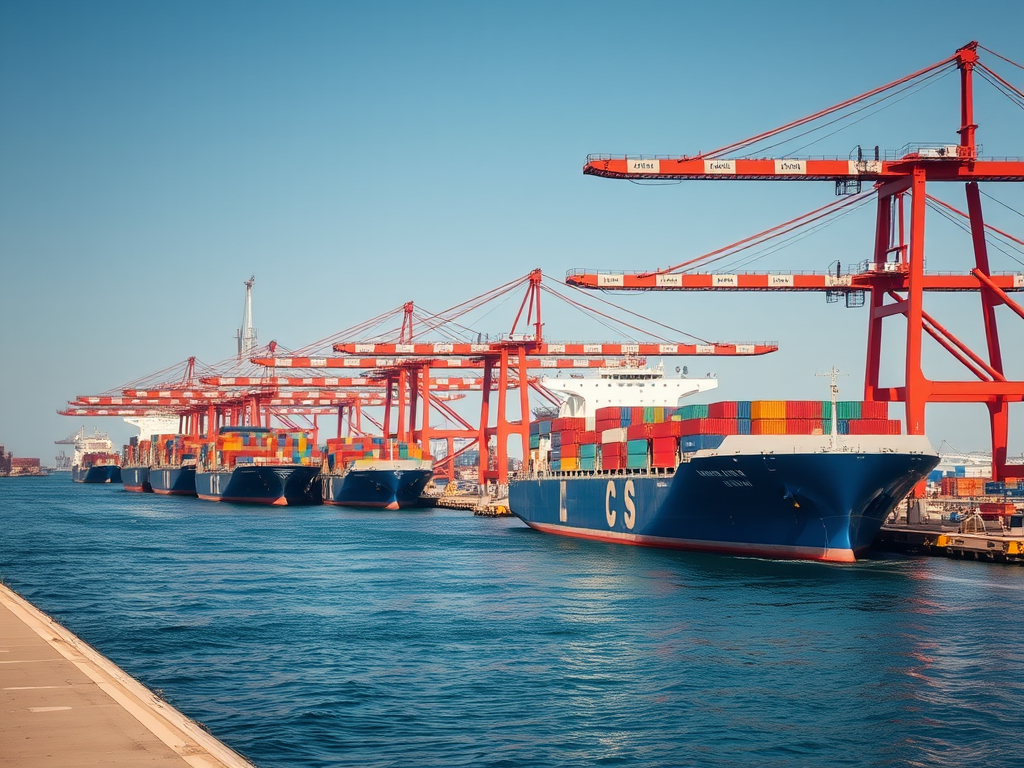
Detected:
left=121, top=437, right=152, bottom=492
left=67, top=428, right=122, bottom=484
left=149, top=434, right=197, bottom=496
left=510, top=367, right=939, bottom=562
left=121, top=465, right=152, bottom=492
left=196, top=426, right=320, bottom=505
left=321, top=436, right=433, bottom=509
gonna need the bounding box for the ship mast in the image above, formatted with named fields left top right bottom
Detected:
left=236, top=275, right=257, bottom=361
left=817, top=366, right=847, bottom=451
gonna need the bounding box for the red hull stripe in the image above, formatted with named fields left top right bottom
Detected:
left=526, top=521, right=857, bottom=563
left=196, top=494, right=289, bottom=505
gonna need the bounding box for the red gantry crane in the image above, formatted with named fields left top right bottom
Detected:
left=255, top=270, right=778, bottom=492
left=577, top=41, right=1024, bottom=482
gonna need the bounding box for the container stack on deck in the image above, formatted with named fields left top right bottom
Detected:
left=206, top=429, right=315, bottom=469
left=150, top=434, right=192, bottom=466
left=323, top=436, right=429, bottom=471
left=528, top=400, right=903, bottom=473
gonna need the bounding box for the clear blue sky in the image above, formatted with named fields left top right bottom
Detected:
left=1, top=0, right=1022, bottom=462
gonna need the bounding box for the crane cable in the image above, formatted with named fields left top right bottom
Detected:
left=738, top=66, right=954, bottom=159
left=704, top=54, right=958, bottom=159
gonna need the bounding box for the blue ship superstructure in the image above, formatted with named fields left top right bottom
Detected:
left=509, top=434, right=938, bottom=562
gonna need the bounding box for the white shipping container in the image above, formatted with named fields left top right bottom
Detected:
left=601, top=427, right=628, bottom=444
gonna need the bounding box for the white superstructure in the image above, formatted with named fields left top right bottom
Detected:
left=236, top=275, right=257, bottom=360
left=60, top=427, right=116, bottom=468
left=541, top=361, right=718, bottom=418
left=123, top=415, right=181, bottom=440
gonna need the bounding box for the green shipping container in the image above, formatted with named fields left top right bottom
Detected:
left=676, top=404, right=710, bottom=420
left=626, top=439, right=649, bottom=456
left=626, top=453, right=648, bottom=469
left=579, top=457, right=596, bottom=471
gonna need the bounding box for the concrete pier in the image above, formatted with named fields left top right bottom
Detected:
left=0, top=584, right=256, bottom=768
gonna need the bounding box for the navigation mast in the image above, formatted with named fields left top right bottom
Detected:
left=236, top=275, right=257, bottom=361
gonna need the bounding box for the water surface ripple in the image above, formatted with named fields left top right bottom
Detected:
left=2, top=477, right=1021, bottom=767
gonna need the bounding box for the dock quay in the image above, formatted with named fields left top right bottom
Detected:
left=430, top=493, right=514, bottom=516
left=874, top=499, right=1024, bottom=564
left=0, top=584, right=255, bottom=768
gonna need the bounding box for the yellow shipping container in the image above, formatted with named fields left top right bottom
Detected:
left=560, top=457, right=579, bottom=471
left=753, top=418, right=788, bottom=435
left=751, top=400, right=786, bottom=419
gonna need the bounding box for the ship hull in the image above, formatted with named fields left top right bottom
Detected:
left=121, top=466, right=152, bottom=493
left=150, top=466, right=197, bottom=496
left=72, top=465, right=122, bottom=484
left=509, top=439, right=938, bottom=563
left=322, top=465, right=434, bottom=509
left=195, top=465, right=321, bottom=506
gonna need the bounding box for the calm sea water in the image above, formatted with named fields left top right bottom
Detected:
left=2, top=475, right=1022, bottom=768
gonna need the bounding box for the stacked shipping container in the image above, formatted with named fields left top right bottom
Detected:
left=530, top=400, right=902, bottom=474
left=210, top=428, right=316, bottom=469
left=324, top=436, right=429, bottom=472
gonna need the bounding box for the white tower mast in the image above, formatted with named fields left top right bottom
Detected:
left=236, top=275, right=257, bottom=360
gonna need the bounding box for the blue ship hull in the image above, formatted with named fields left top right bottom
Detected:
left=122, top=465, right=152, bottom=492
left=196, top=465, right=321, bottom=506
left=322, top=465, right=434, bottom=509
left=509, top=441, right=938, bottom=562
left=72, top=465, right=122, bottom=484
left=150, top=466, right=197, bottom=496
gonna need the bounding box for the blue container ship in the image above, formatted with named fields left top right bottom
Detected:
left=195, top=464, right=321, bottom=505
left=510, top=433, right=938, bottom=562
left=68, top=428, right=122, bottom=484
left=121, top=465, right=152, bottom=492
left=195, top=427, right=321, bottom=506
left=150, top=464, right=197, bottom=496
left=510, top=366, right=939, bottom=562
left=322, top=458, right=434, bottom=509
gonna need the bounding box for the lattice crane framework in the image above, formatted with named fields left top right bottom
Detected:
left=578, top=41, right=1024, bottom=481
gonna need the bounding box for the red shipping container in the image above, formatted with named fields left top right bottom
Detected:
left=626, top=423, right=658, bottom=440
left=552, top=417, right=586, bottom=432
left=651, top=452, right=678, bottom=468
left=596, top=420, right=620, bottom=434
left=602, top=443, right=624, bottom=457
left=603, top=455, right=625, bottom=470
left=861, top=401, right=889, bottom=419
left=580, top=431, right=597, bottom=444
left=650, top=421, right=683, bottom=438
left=651, top=436, right=678, bottom=453
left=560, top=444, right=579, bottom=459
left=595, top=406, right=620, bottom=423
left=786, top=419, right=824, bottom=435
left=847, top=419, right=889, bottom=435
left=785, top=401, right=823, bottom=419
left=559, top=430, right=580, bottom=445
left=887, top=420, right=902, bottom=435
left=677, top=418, right=738, bottom=435
left=708, top=401, right=738, bottom=419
